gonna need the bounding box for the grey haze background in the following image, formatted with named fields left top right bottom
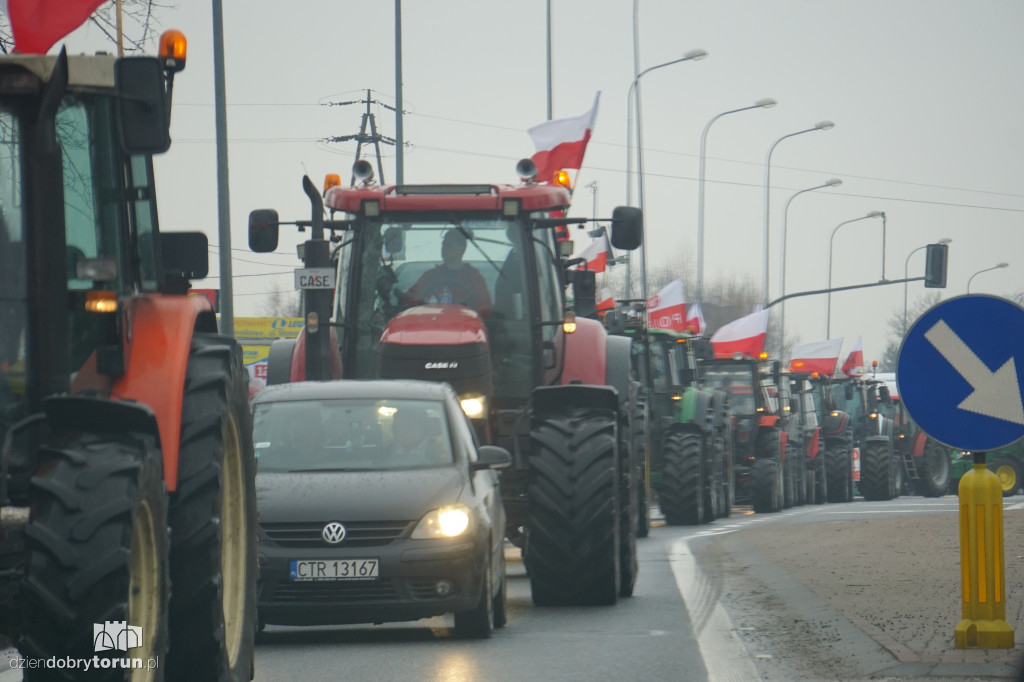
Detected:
left=56, top=0, right=1024, bottom=362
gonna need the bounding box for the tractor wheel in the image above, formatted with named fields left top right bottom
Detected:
left=916, top=438, right=952, bottom=497
left=167, top=334, right=257, bottom=681
left=858, top=442, right=895, bottom=501
left=717, top=426, right=735, bottom=519
left=750, top=458, right=780, bottom=513
left=617, top=419, right=638, bottom=598
left=826, top=442, right=853, bottom=503
left=20, top=431, right=169, bottom=682
left=658, top=431, right=704, bottom=526
left=892, top=453, right=905, bottom=499
left=526, top=407, right=620, bottom=606
left=454, top=548, right=494, bottom=639
left=812, top=451, right=828, bottom=504
left=988, top=457, right=1023, bottom=497
left=632, top=403, right=650, bottom=538
left=492, top=550, right=508, bottom=629
left=702, top=433, right=721, bottom=524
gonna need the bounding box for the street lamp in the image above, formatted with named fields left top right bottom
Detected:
left=779, top=178, right=842, bottom=344
left=967, top=262, right=1009, bottom=293
left=826, top=210, right=884, bottom=338
left=624, top=48, right=707, bottom=299
left=903, top=238, right=952, bottom=335
left=762, top=120, right=835, bottom=305
left=696, top=97, right=777, bottom=303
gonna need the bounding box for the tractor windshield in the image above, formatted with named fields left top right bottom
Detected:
left=702, top=363, right=759, bottom=416
left=337, top=213, right=539, bottom=399
left=0, top=108, right=26, bottom=435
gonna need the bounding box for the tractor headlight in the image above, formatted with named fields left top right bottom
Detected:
left=412, top=505, right=473, bottom=539
left=459, top=394, right=486, bottom=419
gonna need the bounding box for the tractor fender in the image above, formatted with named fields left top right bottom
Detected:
left=805, top=427, right=821, bottom=460
left=821, top=410, right=849, bottom=436
left=910, top=430, right=929, bottom=458
left=286, top=326, right=343, bottom=383
left=108, top=295, right=218, bottom=491
left=533, top=384, right=618, bottom=418
left=560, top=317, right=607, bottom=387
left=604, top=334, right=633, bottom=414
left=707, top=388, right=731, bottom=430
left=266, top=338, right=297, bottom=386
left=758, top=414, right=779, bottom=428
left=779, top=430, right=789, bottom=462
left=43, top=395, right=161, bottom=446
left=865, top=434, right=892, bottom=446
left=679, top=387, right=715, bottom=433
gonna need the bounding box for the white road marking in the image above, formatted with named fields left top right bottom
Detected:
left=669, top=539, right=761, bottom=682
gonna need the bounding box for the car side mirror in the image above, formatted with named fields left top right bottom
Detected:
left=473, top=445, right=511, bottom=470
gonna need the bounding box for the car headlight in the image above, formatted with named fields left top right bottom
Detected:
left=459, top=394, right=486, bottom=419
left=411, top=505, right=473, bottom=539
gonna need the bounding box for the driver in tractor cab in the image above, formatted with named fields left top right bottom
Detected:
left=402, top=228, right=493, bottom=316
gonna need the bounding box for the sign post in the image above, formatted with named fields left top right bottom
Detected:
left=897, top=295, right=1024, bottom=649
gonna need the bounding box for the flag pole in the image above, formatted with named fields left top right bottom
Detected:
left=115, top=0, right=124, bottom=57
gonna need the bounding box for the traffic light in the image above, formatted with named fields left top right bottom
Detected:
left=924, top=242, right=948, bottom=288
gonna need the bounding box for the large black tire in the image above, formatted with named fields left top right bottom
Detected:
left=701, top=435, right=721, bottom=524
left=617, top=400, right=639, bottom=598
left=526, top=407, right=620, bottom=606
left=166, top=334, right=257, bottom=681
left=717, top=426, right=735, bottom=519
left=988, top=457, right=1023, bottom=497
left=20, top=431, right=169, bottom=682
left=750, top=458, right=781, bottom=513
left=632, top=400, right=650, bottom=538
left=859, top=442, right=895, bottom=501
left=825, top=440, right=853, bottom=503
left=916, top=438, right=952, bottom=497
left=752, top=428, right=782, bottom=513
left=812, top=449, right=828, bottom=504
left=892, top=452, right=904, bottom=499
left=454, top=549, right=494, bottom=638
left=492, top=550, right=508, bottom=629
left=658, top=431, right=704, bottom=526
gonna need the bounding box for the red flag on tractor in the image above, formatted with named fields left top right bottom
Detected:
left=528, top=93, right=600, bottom=185
left=2, top=0, right=105, bottom=54
left=647, top=279, right=687, bottom=332
left=710, top=309, right=770, bottom=359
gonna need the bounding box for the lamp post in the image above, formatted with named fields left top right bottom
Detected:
left=696, top=97, right=777, bottom=303
left=762, top=120, right=835, bottom=305
left=903, top=238, right=952, bottom=335
left=623, top=48, right=707, bottom=298
left=826, top=210, right=884, bottom=338
left=779, top=178, right=842, bottom=344
left=967, top=262, right=1009, bottom=293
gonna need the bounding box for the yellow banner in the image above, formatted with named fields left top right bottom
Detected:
left=229, top=317, right=304, bottom=339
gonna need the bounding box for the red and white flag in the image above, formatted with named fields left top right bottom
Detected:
left=596, top=287, right=616, bottom=316
left=842, top=335, right=865, bottom=376
left=574, top=233, right=612, bottom=273
left=710, top=309, right=770, bottom=359
left=528, top=92, right=600, bottom=185
left=647, top=279, right=687, bottom=332
left=685, top=302, right=706, bottom=335
left=2, top=0, right=105, bottom=54
left=789, top=338, right=844, bottom=375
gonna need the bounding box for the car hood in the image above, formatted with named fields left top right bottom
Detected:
left=256, top=468, right=466, bottom=523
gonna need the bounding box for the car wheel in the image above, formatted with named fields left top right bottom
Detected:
left=492, top=550, right=508, bottom=629
left=454, top=549, right=494, bottom=639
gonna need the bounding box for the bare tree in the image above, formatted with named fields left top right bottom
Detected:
left=260, top=284, right=301, bottom=318
left=879, top=291, right=943, bottom=371
left=0, top=1, right=171, bottom=55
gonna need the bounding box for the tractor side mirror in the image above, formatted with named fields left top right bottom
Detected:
left=569, top=269, right=597, bottom=318
left=610, top=206, right=642, bottom=251
left=879, top=384, right=891, bottom=403
left=249, top=209, right=280, bottom=253
left=845, top=383, right=854, bottom=401
left=557, top=239, right=574, bottom=258
left=162, top=231, right=208, bottom=293
left=115, top=57, right=170, bottom=154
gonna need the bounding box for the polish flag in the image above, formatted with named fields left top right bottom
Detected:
left=2, top=0, right=106, bottom=54
left=842, top=335, right=865, bottom=376
left=788, top=338, right=844, bottom=375
left=647, top=279, right=687, bottom=332
left=685, top=302, right=706, bottom=335
left=710, top=309, right=770, bottom=359
left=596, top=288, right=616, bottom=316
left=528, top=92, right=600, bottom=185
left=575, top=234, right=612, bottom=273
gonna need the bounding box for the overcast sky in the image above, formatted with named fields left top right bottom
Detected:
left=58, top=0, right=1024, bottom=362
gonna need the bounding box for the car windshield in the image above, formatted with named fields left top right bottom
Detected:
left=252, top=397, right=454, bottom=472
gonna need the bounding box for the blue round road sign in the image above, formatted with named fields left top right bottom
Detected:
left=897, top=295, right=1024, bottom=452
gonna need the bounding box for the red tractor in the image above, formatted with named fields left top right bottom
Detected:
left=248, top=160, right=645, bottom=605
left=0, top=34, right=257, bottom=679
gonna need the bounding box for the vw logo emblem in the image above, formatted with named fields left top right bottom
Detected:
left=322, top=522, right=346, bottom=544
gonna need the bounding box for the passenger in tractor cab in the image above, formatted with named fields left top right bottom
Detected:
left=403, top=229, right=493, bottom=316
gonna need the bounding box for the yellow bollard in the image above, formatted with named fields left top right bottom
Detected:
left=955, top=452, right=1015, bottom=648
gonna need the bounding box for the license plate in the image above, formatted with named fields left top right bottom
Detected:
left=289, top=559, right=379, bottom=581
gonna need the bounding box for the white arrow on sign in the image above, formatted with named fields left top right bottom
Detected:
left=924, top=319, right=1024, bottom=426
